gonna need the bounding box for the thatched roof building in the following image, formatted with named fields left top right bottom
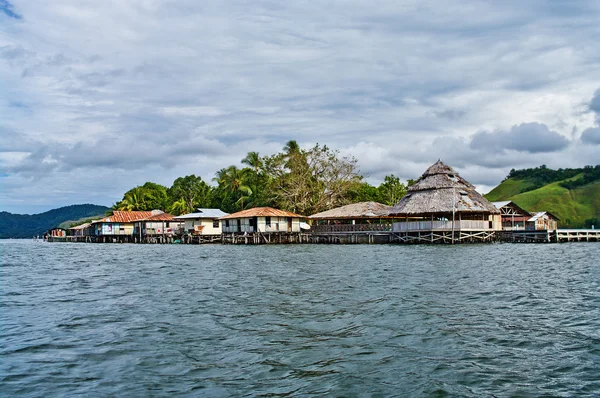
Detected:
left=390, top=160, right=500, bottom=217
left=309, top=202, right=393, bottom=221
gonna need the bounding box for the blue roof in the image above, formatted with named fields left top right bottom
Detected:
left=174, top=208, right=229, bottom=219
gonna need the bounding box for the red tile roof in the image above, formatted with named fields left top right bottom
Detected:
left=219, top=207, right=305, bottom=219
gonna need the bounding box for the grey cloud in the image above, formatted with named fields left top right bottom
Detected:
left=470, top=123, right=570, bottom=153
left=2, top=0, right=600, bottom=213
left=590, top=89, right=600, bottom=122
left=580, top=127, right=600, bottom=145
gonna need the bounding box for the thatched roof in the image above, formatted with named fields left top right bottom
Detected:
left=390, top=160, right=499, bottom=215
left=309, top=202, right=393, bottom=219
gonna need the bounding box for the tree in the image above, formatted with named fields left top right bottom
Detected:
left=377, top=174, right=407, bottom=206
left=114, top=183, right=170, bottom=211
left=169, top=175, right=211, bottom=215
left=213, top=165, right=253, bottom=211
left=241, top=151, right=263, bottom=174
left=264, top=142, right=363, bottom=215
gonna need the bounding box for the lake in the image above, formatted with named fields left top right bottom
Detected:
left=1, top=240, right=599, bottom=396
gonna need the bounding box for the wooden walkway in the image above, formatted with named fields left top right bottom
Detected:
left=46, top=228, right=600, bottom=244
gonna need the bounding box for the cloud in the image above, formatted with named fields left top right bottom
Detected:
left=590, top=89, right=600, bottom=123
left=581, top=127, right=600, bottom=145
left=470, top=123, right=570, bottom=153
left=1, top=0, right=600, bottom=213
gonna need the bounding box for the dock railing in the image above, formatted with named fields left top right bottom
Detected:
left=392, top=220, right=493, bottom=232
left=311, top=223, right=392, bottom=233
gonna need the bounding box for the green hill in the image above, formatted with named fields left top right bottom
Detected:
left=0, top=204, right=110, bottom=238
left=485, top=166, right=600, bottom=228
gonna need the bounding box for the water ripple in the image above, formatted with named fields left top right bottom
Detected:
left=1, top=241, right=599, bottom=396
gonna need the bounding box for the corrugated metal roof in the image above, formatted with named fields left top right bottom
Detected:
left=219, top=207, right=305, bottom=219
left=528, top=211, right=560, bottom=222
left=174, top=209, right=229, bottom=219
left=309, top=202, right=393, bottom=219
left=69, top=223, right=91, bottom=230
left=142, top=212, right=175, bottom=221
left=492, top=201, right=511, bottom=208
left=96, top=211, right=155, bottom=223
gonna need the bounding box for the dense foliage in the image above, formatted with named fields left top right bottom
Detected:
left=0, top=204, right=110, bottom=238
left=504, top=165, right=600, bottom=194
left=111, top=141, right=409, bottom=215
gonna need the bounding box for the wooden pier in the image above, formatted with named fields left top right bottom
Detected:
left=47, top=228, right=599, bottom=245
left=221, top=232, right=311, bottom=244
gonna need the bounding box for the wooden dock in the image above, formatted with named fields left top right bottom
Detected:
left=46, top=228, right=599, bottom=245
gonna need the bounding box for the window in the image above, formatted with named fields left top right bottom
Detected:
left=213, top=220, right=219, bottom=228
left=265, top=216, right=271, bottom=226
left=225, top=220, right=230, bottom=227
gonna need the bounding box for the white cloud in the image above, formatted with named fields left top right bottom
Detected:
left=1, top=0, right=600, bottom=212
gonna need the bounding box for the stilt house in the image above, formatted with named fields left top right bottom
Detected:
left=492, top=201, right=531, bottom=230
left=173, top=209, right=229, bottom=235
left=389, top=161, right=501, bottom=237
left=526, top=211, right=559, bottom=231
left=308, top=202, right=395, bottom=232
left=219, top=207, right=305, bottom=233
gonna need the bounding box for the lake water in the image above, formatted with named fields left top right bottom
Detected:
left=1, top=240, right=599, bottom=397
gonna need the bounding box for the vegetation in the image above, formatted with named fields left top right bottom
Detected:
left=485, top=165, right=600, bottom=228
left=0, top=204, right=110, bottom=238
left=110, top=140, right=409, bottom=216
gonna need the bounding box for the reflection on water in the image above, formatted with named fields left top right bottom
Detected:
left=1, top=241, right=599, bottom=396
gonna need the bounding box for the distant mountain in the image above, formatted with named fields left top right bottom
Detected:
left=485, top=165, right=600, bottom=228
left=0, top=204, right=110, bottom=238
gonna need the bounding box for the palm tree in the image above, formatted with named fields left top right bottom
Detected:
left=117, top=186, right=146, bottom=211
left=242, top=151, right=263, bottom=175
left=215, top=166, right=253, bottom=210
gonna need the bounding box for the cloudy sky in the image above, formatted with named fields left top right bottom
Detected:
left=1, top=0, right=599, bottom=214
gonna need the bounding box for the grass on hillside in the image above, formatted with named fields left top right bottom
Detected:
left=58, top=213, right=106, bottom=229
left=485, top=178, right=536, bottom=202
left=508, top=178, right=600, bottom=227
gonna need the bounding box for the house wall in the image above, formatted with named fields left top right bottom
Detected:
left=99, top=223, right=134, bottom=235
left=183, top=218, right=222, bottom=234
left=221, top=217, right=301, bottom=233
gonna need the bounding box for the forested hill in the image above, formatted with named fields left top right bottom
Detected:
left=0, top=204, right=110, bottom=238
left=485, top=165, right=600, bottom=228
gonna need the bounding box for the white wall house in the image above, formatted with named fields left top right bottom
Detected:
left=220, top=207, right=305, bottom=233
left=174, top=208, right=229, bottom=235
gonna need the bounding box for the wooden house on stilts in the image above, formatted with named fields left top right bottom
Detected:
left=389, top=160, right=501, bottom=243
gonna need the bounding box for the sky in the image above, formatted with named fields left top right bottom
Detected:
left=1, top=0, right=599, bottom=214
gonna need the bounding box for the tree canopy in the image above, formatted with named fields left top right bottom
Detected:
left=111, top=140, right=412, bottom=216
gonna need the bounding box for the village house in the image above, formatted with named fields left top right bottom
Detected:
left=492, top=201, right=531, bottom=230
left=219, top=207, right=305, bottom=233
left=526, top=211, right=559, bottom=231
left=133, top=211, right=182, bottom=240
left=68, top=222, right=92, bottom=237
left=308, top=201, right=395, bottom=232
left=389, top=160, right=501, bottom=242
left=173, top=208, right=229, bottom=235
left=90, top=210, right=162, bottom=242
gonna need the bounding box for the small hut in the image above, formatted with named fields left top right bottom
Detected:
left=219, top=207, right=305, bottom=233
left=173, top=208, right=229, bottom=235
left=133, top=211, right=181, bottom=238
left=526, top=211, right=559, bottom=231
left=68, top=222, right=92, bottom=237
left=92, top=210, right=155, bottom=242
left=493, top=201, right=531, bottom=230
left=389, top=160, right=501, bottom=242
left=308, top=202, right=395, bottom=232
